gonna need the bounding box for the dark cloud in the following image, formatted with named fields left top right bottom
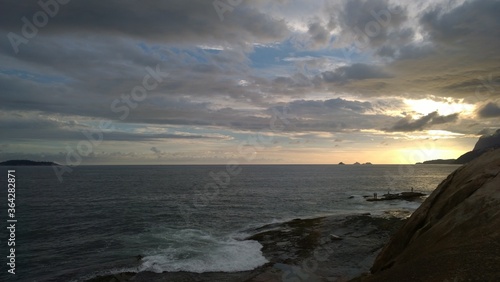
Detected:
left=391, top=0, right=500, bottom=97
left=273, top=72, right=314, bottom=88
left=285, top=98, right=373, bottom=116
left=331, top=0, right=408, bottom=48
left=150, top=146, right=164, bottom=158
left=478, top=102, right=500, bottom=118
left=323, top=98, right=372, bottom=112
left=430, top=112, right=460, bottom=125
left=325, top=0, right=424, bottom=63
left=150, top=147, right=162, bottom=154
left=319, top=0, right=500, bottom=100
left=321, top=63, right=390, bottom=83
left=1, top=0, right=289, bottom=49
left=386, top=111, right=459, bottom=132
left=420, top=0, right=500, bottom=48
left=307, top=20, right=330, bottom=48
left=0, top=0, right=498, bottom=163
left=272, top=98, right=399, bottom=133
left=0, top=112, right=222, bottom=142
left=477, top=128, right=493, bottom=136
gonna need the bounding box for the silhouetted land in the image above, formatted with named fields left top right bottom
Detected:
left=420, top=129, right=500, bottom=165
left=0, top=160, right=59, bottom=166
left=420, top=159, right=456, bottom=164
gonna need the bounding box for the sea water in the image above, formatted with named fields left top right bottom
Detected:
left=0, top=165, right=459, bottom=281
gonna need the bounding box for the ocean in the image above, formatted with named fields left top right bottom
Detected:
left=0, top=165, right=459, bottom=281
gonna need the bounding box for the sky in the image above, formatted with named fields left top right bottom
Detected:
left=0, top=0, right=499, bottom=165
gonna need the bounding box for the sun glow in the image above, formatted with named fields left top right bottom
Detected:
left=403, top=130, right=464, bottom=140
left=404, top=98, right=475, bottom=117
left=398, top=148, right=462, bottom=164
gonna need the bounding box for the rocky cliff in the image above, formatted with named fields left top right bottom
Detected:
left=363, top=148, right=500, bottom=282
left=454, top=129, right=500, bottom=164
left=420, top=129, right=500, bottom=164
left=474, top=129, right=500, bottom=151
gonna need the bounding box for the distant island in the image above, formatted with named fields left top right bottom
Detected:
left=338, top=162, right=372, bottom=165
left=419, top=129, right=500, bottom=165
left=0, top=160, right=60, bottom=166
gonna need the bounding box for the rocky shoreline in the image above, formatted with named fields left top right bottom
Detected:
left=355, top=148, right=500, bottom=282
left=86, top=212, right=408, bottom=282
left=73, top=147, right=500, bottom=282
left=86, top=149, right=500, bottom=282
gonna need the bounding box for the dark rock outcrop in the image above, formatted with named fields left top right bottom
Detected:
left=366, top=192, right=426, bottom=202
left=361, top=149, right=500, bottom=282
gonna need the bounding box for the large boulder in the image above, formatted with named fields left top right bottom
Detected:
left=364, top=148, right=500, bottom=281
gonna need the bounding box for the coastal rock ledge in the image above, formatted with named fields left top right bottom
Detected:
left=359, top=149, right=500, bottom=282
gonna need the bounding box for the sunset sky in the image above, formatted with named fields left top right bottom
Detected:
left=1, top=0, right=499, bottom=164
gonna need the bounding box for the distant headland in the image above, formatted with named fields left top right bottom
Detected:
left=420, top=129, right=500, bottom=165
left=0, top=160, right=60, bottom=166
left=418, top=159, right=456, bottom=165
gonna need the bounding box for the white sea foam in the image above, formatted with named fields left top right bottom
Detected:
left=138, top=229, right=268, bottom=273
